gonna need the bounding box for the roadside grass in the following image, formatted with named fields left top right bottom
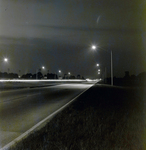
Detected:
left=9, top=85, right=146, bottom=150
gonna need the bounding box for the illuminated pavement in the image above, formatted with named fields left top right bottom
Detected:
left=0, top=82, right=95, bottom=149
left=0, top=79, right=98, bottom=91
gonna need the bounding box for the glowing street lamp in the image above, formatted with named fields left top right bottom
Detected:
left=96, top=64, right=99, bottom=67
left=4, top=58, right=8, bottom=62
left=3, top=58, right=9, bottom=73
left=58, top=70, right=62, bottom=79
left=91, top=45, right=113, bottom=86
left=36, top=66, right=45, bottom=79
left=98, top=69, right=100, bottom=72
left=68, top=72, right=71, bottom=79
left=91, top=45, right=96, bottom=50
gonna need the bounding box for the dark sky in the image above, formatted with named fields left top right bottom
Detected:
left=0, top=0, right=145, bottom=78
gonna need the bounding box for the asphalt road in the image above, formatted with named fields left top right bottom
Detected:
left=0, top=83, right=94, bottom=148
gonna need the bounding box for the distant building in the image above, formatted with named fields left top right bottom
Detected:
left=137, top=72, right=146, bottom=85
left=123, top=71, right=130, bottom=79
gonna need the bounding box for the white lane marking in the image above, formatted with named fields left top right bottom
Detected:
left=0, top=84, right=94, bottom=150
left=0, top=93, right=41, bottom=103
left=26, top=93, right=41, bottom=97
left=96, top=15, right=101, bottom=24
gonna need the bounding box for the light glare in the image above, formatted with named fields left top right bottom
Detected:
left=92, top=45, right=96, bottom=50
left=4, top=58, right=8, bottom=62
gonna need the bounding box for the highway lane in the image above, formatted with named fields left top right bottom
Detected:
left=0, top=83, right=94, bottom=148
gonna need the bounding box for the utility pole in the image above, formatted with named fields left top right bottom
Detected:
left=111, top=50, right=113, bottom=86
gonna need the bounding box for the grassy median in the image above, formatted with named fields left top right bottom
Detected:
left=9, top=85, right=146, bottom=150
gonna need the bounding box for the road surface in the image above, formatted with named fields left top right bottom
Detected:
left=0, top=83, right=94, bottom=148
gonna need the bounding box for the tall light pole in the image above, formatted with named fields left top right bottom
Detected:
left=36, top=66, right=45, bottom=79
left=36, top=69, right=39, bottom=79
left=3, top=58, right=9, bottom=73
left=96, top=63, right=107, bottom=83
left=68, top=72, right=71, bottom=79
left=58, top=70, right=62, bottom=79
left=96, top=63, right=101, bottom=78
left=111, top=50, right=113, bottom=86
left=91, top=45, right=113, bottom=86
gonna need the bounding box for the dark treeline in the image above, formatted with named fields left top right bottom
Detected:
left=0, top=72, right=18, bottom=79
left=1, top=70, right=146, bottom=86
left=0, top=71, right=84, bottom=80
left=21, top=72, right=58, bottom=79
left=103, top=71, right=146, bottom=86
left=21, top=72, right=84, bottom=80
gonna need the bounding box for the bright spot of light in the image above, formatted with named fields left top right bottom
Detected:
left=86, top=78, right=100, bottom=83
left=86, top=78, right=92, bottom=82
left=4, top=58, right=8, bottom=62
left=92, top=45, right=96, bottom=50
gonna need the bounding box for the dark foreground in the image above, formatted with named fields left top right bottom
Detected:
left=10, top=84, right=146, bottom=150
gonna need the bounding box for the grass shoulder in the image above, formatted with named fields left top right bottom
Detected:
left=10, top=85, right=146, bottom=150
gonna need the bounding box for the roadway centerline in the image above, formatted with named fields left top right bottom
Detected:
left=0, top=93, right=41, bottom=103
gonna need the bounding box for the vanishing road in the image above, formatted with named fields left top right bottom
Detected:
left=0, top=82, right=95, bottom=149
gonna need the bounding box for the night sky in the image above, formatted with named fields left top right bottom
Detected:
left=0, top=0, right=145, bottom=78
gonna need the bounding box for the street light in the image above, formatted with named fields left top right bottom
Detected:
left=58, top=70, right=62, bottom=79
left=91, top=45, right=96, bottom=50
left=4, top=58, right=8, bottom=62
left=3, top=58, right=9, bottom=73
left=42, top=66, right=45, bottom=69
left=96, top=63, right=108, bottom=83
left=36, top=66, right=45, bottom=79
left=91, top=45, right=113, bottom=86
left=111, top=50, right=113, bottom=86
left=68, top=72, right=71, bottom=79
left=96, top=63, right=99, bottom=67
